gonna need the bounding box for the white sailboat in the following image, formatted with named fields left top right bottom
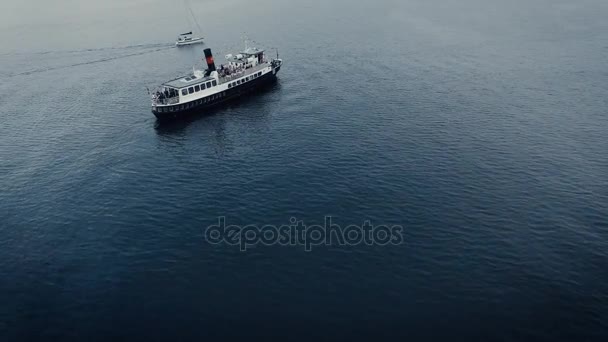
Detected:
left=175, top=0, right=204, bottom=46
left=176, top=31, right=204, bottom=46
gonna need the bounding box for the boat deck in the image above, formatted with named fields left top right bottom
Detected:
left=219, top=63, right=268, bottom=85
left=163, top=74, right=213, bottom=89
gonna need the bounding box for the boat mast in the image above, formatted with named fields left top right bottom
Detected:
left=242, top=34, right=249, bottom=52
left=183, top=0, right=203, bottom=35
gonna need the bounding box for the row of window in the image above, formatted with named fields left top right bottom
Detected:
left=227, top=71, right=263, bottom=89
left=157, top=92, right=227, bottom=113
left=181, top=80, right=218, bottom=96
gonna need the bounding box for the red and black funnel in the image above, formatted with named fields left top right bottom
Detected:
left=204, top=48, right=216, bottom=73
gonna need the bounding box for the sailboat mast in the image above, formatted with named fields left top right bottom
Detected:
left=184, top=0, right=203, bottom=34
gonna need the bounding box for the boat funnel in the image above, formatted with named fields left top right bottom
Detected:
left=204, top=48, right=216, bottom=75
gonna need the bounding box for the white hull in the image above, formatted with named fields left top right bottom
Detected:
left=176, top=37, right=204, bottom=46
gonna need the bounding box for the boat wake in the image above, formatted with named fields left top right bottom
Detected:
left=0, top=42, right=173, bottom=57
left=4, top=44, right=175, bottom=78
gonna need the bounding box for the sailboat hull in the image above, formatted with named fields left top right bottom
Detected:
left=176, top=37, right=204, bottom=46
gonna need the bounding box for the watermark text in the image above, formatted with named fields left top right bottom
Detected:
left=204, top=216, right=403, bottom=251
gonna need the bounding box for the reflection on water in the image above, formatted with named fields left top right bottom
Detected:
left=154, top=81, right=282, bottom=135
left=153, top=81, right=282, bottom=158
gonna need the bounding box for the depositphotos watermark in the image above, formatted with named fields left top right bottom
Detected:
left=204, top=216, right=403, bottom=251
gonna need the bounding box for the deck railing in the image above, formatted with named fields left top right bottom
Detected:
left=153, top=96, right=179, bottom=106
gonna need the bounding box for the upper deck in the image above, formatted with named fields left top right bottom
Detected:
left=218, top=62, right=269, bottom=85
left=159, top=45, right=270, bottom=89
left=161, top=60, right=268, bottom=90
left=163, top=73, right=213, bottom=89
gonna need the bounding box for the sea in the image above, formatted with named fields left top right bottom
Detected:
left=1, top=0, right=607, bottom=340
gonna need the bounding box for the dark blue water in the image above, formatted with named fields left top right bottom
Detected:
left=1, top=0, right=608, bottom=340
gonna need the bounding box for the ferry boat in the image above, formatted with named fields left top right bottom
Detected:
left=175, top=31, right=204, bottom=46
left=150, top=46, right=282, bottom=120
